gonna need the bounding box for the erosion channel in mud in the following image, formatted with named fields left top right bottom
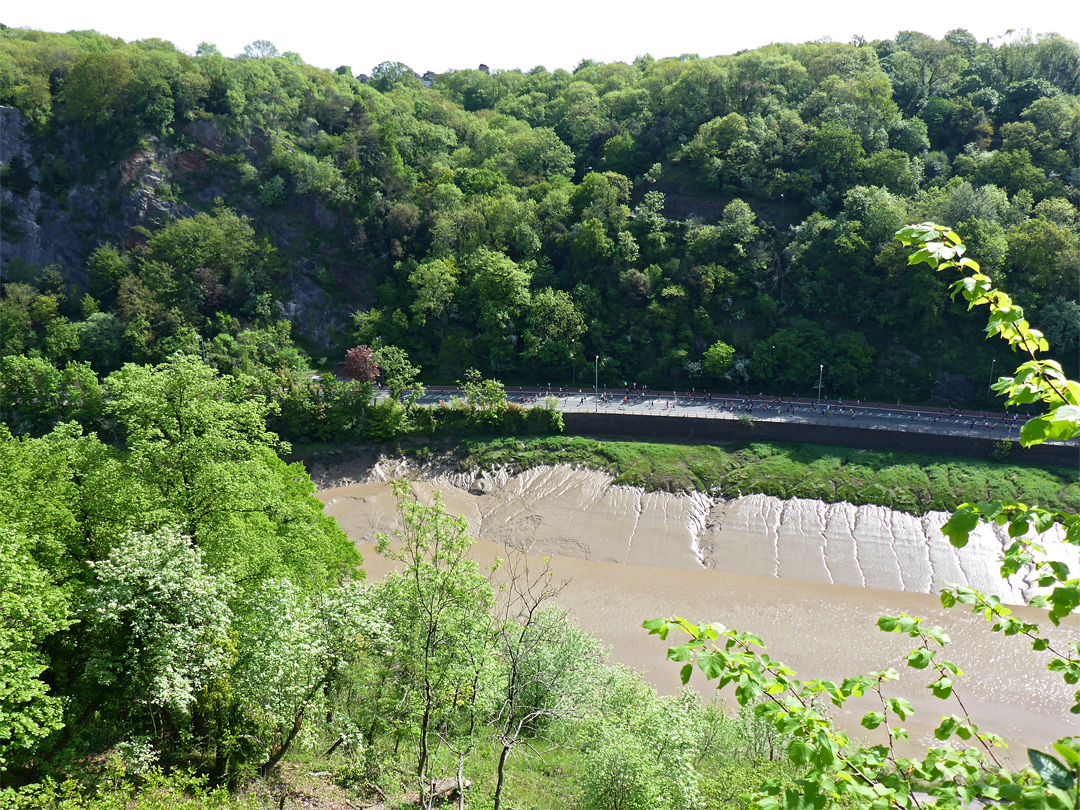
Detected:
left=314, top=457, right=1079, bottom=758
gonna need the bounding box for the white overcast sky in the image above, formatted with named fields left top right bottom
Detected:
left=5, top=0, right=1077, bottom=75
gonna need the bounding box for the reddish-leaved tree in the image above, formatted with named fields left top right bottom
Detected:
left=344, top=345, right=380, bottom=382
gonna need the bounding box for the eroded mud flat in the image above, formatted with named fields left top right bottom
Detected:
left=316, top=460, right=1080, bottom=754
left=318, top=460, right=1075, bottom=602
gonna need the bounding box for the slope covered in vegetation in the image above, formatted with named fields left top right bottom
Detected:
left=3, top=26, right=1079, bottom=406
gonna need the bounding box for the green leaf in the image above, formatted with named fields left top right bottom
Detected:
left=906, top=649, right=933, bottom=669
left=1008, top=518, right=1031, bottom=538
left=1048, top=585, right=1080, bottom=625
left=930, top=676, right=954, bottom=699
left=642, top=617, right=666, bottom=634
left=934, top=716, right=958, bottom=740
left=680, top=662, right=692, bottom=685
left=787, top=738, right=811, bottom=766
left=735, top=674, right=763, bottom=704
left=1029, top=749, right=1075, bottom=790
left=925, top=626, right=950, bottom=646
left=877, top=616, right=899, bottom=632
left=1021, top=407, right=1080, bottom=446
left=942, top=509, right=979, bottom=548
left=885, top=697, right=914, bottom=720
left=699, top=651, right=726, bottom=680
left=861, top=711, right=885, bottom=729
left=1052, top=741, right=1080, bottom=771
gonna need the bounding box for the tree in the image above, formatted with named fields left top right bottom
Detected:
left=78, top=312, right=125, bottom=371
left=62, top=52, right=134, bottom=126
left=0, top=525, right=72, bottom=772
left=646, top=222, right=1080, bottom=810
left=87, top=243, right=132, bottom=306
left=409, top=257, right=461, bottom=329
left=458, top=368, right=507, bottom=411
left=703, top=340, right=735, bottom=379
left=583, top=667, right=705, bottom=810
left=490, top=554, right=604, bottom=810
left=344, top=345, right=380, bottom=382
left=374, top=482, right=495, bottom=809
left=373, top=344, right=422, bottom=402
left=370, top=61, right=418, bottom=93
left=521, top=288, right=585, bottom=371
left=241, top=40, right=278, bottom=59
left=141, top=206, right=273, bottom=317
left=466, top=250, right=532, bottom=370
left=0, top=355, right=62, bottom=434
left=581, top=728, right=663, bottom=810
left=807, top=121, right=866, bottom=194
left=104, top=354, right=358, bottom=588
left=84, top=527, right=233, bottom=716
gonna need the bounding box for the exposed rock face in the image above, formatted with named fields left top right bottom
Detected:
left=187, top=117, right=225, bottom=152
left=0, top=106, right=360, bottom=347
left=1, top=106, right=196, bottom=284
left=278, top=262, right=343, bottom=347
left=1, top=106, right=82, bottom=275
left=0, top=105, right=35, bottom=167
left=932, top=370, right=977, bottom=404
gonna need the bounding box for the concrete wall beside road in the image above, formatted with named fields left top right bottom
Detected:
left=563, top=412, right=1078, bottom=467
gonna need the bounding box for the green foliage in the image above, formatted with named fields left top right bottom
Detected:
left=373, top=482, right=496, bottom=791
left=458, top=436, right=1077, bottom=514
left=4, top=27, right=1077, bottom=391
left=0, top=525, right=72, bottom=772
left=7, top=24, right=1080, bottom=804
left=458, top=367, right=508, bottom=410
left=104, top=355, right=358, bottom=586
left=704, top=340, right=736, bottom=379
left=372, top=344, right=422, bottom=402
left=580, top=727, right=664, bottom=810
left=647, top=224, right=1080, bottom=810
left=85, top=527, right=233, bottom=714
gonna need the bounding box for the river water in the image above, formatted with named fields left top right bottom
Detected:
left=313, top=456, right=1079, bottom=758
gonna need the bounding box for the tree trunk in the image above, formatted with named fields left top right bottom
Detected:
left=261, top=707, right=306, bottom=775
left=457, top=751, right=467, bottom=810
left=493, top=742, right=512, bottom=810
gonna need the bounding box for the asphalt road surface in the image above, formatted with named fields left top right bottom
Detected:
left=408, top=385, right=1073, bottom=445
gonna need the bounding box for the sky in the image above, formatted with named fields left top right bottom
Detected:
left=5, top=0, right=1078, bottom=75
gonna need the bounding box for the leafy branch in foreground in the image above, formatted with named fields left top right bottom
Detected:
left=896, top=222, right=1080, bottom=448
left=647, top=223, right=1080, bottom=809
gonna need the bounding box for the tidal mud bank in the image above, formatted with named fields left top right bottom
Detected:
left=313, top=457, right=1079, bottom=755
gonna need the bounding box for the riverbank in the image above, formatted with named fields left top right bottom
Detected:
left=312, top=457, right=1080, bottom=757
left=298, top=436, right=1079, bottom=517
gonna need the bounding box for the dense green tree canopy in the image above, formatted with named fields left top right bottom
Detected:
left=1, top=25, right=1078, bottom=402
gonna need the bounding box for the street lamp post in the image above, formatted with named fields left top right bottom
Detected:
left=988, top=357, right=996, bottom=396
left=816, top=364, right=824, bottom=409
left=595, top=356, right=599, bottom=412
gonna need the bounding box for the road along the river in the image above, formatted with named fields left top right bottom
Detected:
left=405, top=386, right=1078, bottom=465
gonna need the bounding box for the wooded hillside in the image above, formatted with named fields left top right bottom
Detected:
left=2, top=27, right=1078, bottom=401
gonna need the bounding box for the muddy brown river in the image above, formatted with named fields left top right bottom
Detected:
left=313, top=458, right=1078, bottom=760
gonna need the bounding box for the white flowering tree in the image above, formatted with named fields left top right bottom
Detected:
left=85, top=527, right=232, bottom=722
left=226, top=578, right=393, bottom=775
left=582, top=668, right=708, bottom=810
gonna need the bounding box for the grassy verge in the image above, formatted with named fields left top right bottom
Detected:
left=454, top=436, right=1079, bottom=516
